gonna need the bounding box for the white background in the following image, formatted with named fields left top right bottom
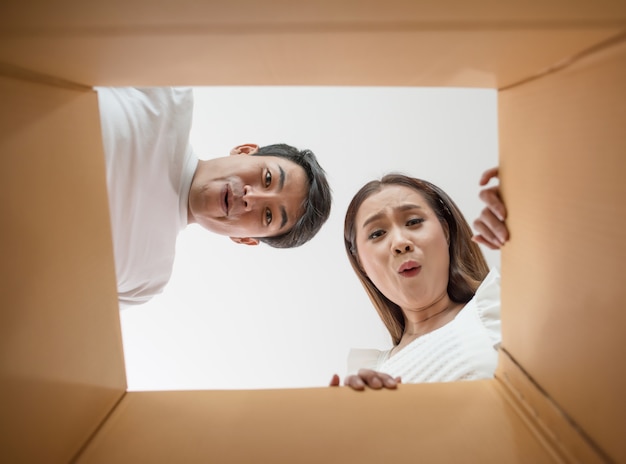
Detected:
left=120, top=86, right=499, bottom=391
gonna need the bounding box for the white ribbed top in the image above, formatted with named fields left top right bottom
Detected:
left=347, top=267, right=501, bottom=383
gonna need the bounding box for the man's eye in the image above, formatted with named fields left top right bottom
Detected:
left=265, top=170, right=272, bottom=187
left=265, top=208, right=273, bottom=225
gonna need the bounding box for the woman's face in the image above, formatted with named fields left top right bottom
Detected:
left=354, top=184, right=451, bottom=310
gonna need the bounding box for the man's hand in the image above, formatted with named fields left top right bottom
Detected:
left=329, top=369, right=401, bottom=391
left=472, top=167, right=509, bottom=250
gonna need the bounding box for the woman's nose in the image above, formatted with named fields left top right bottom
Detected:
left=394, top=243, right=413, bottom=255
left=392, top=230, right=414, bottom=254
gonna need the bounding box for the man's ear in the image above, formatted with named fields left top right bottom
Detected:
left=229, top=144, right=259, bottom=156
left=230, top=236, right=260, bottom=246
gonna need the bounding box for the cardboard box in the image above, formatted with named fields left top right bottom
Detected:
left=1, top=1, right=624, bottom=462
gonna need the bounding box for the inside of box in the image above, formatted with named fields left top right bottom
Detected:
left=1, top=2, right=624, bottom=462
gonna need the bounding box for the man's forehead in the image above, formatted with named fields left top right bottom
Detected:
left=268, top=156, right=301, bottom=174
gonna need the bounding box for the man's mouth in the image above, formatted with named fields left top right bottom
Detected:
left=221, top=185, right=230, bottom=215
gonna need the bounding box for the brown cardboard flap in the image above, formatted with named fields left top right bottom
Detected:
left=498, top=35, right=626, bottom=463
left=0, top=1, right=623, bottom=88
left=76, top=382, right=556, bottom=464
left=496, top=350, right=607, bottom=463
left=1, top=0, right=625, bottom=30
left=0, top=76, right=126, bottom=464
left=0, top=2, right=624, bottom=462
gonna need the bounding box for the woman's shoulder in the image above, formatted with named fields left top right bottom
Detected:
left=475, top=266, right=501, bottom=304
left=467, top=266, right=502, bottom=346
left=346, top=348, right=390, bottom=375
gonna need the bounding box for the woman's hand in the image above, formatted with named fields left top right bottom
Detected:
left=473, top=167, right=509, bottom=250
left=329, top=369, right=401, bottom=391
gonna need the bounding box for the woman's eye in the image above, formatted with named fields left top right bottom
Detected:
left=265, top=170, right=272, bottom=187
left=368, top=230, right=385, bottom=240
left=407, top=218, right=424, bottom=227
left=265, top=208, right=273, bottom=225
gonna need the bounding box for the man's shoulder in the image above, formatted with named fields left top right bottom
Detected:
left=96, top=86, right=193, bottom=106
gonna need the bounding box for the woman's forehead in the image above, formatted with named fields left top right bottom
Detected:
left=355, top=185, right=433, bottom=230
left=361, top=184, right=429, bottom=211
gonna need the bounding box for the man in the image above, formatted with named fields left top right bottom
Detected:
left=97, top=87, right=332, bottom=307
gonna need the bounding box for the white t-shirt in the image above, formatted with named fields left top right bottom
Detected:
left=97, top=87, right=198, bottom=307
left=347, top=267, right=501, bottom=383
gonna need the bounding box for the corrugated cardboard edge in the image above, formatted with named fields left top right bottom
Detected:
left=0, top=74, right=127, bottom=463
left=499, top=29, right=626, bottom=91
left=68, top=392, right=127, bottom=464
left=495, top=350, right=610, bottom=463
left=494, top=31, right=626, bottom=464
left=0, top=61, right=90, bottom=90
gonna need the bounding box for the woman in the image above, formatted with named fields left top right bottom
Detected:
left=331, top=171, right=506, bottom=390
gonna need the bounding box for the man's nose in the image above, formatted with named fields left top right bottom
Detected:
left=243, top=185, right=270, bottom=211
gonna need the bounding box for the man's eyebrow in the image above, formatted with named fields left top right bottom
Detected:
left=277, top=165, right=285, bottom=191
left=361, top=204, right=423, bottom=229
left=277, top=164, right=288, bottom=229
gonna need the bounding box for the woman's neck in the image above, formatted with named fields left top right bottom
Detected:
left=402, top=292, right=459, bottom=338
left=389, top=294, right=462, bottom=358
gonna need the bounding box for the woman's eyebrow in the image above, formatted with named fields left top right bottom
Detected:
left=361, top=203, right=423, bottom=229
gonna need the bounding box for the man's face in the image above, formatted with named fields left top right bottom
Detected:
left=188, top=151, right=309, bottom=244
